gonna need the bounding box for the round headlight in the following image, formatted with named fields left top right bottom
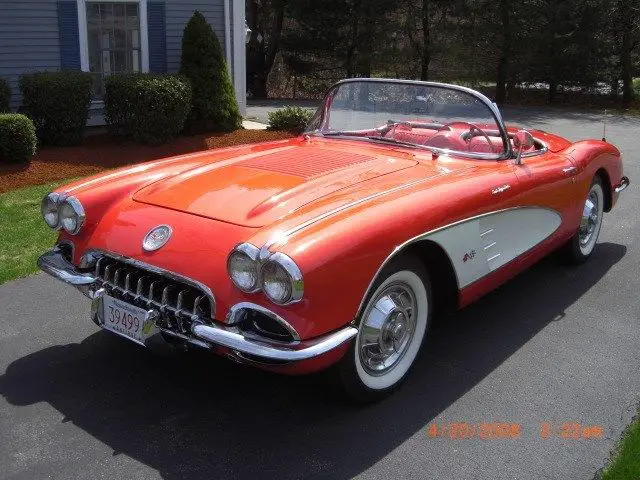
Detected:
left=227, top=243, right=260, bottom=292
left=41, top=193, right=60, bottom=229
left=58, top=197, right=85, bottom=235
left=261, top=253, right=304, bottom=305
left=261, top=261, right=292, bottom=304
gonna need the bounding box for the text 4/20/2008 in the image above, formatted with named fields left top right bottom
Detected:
left=427, top=422, right=604, bottom=440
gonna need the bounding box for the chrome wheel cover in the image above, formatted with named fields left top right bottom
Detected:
left=358, top=281, right=418, bottom=376
left=579, top=189, right=600, bottom=247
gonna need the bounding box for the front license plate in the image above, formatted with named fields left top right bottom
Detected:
left=102, top=295, right=151, bottom=345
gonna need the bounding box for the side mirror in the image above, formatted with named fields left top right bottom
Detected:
left=513, top=130, right=534, bottom=164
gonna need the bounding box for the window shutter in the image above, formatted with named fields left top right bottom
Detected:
left=148, top=2, right=167, bottom=73
left=57, top=1, right=81, bottom=70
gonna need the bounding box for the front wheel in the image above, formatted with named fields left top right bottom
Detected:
left=333, top=257, right=431, bottom=403
left=561, top=176, right=605, bottom=264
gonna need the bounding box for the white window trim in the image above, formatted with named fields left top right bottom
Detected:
left=77, top=0, right=149, bottom=74
left=231, top=0, right=246, bottom=115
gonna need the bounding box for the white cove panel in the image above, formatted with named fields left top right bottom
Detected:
left=426, top=208, right=562, bottom=288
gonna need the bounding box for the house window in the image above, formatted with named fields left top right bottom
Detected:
left=86, top=2, right=141, bottom=96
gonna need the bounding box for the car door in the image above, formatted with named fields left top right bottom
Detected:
left=510, top=150, right=581, bottom=239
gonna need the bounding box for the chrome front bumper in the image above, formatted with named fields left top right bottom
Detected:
left=38, top=247, right=357, bottom=362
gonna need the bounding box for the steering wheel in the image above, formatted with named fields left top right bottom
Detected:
left=437, top=121, right=496, bottom=153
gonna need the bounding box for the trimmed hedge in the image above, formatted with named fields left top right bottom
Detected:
left=0, top=114, right=37, bottom=164
left=19, top=71, right=93, bottom=146
left=267, top=106, right=314, bottom=133
left=179, top=11, right=241, bottom=133
left=105, top=73, right=192, bottom=145
left=0, top=78, right=10, bottom=113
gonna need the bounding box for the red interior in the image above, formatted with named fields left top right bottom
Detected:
left=381, top=122, right=538, bottom=154
left=325, top=122, right=539, bottom=155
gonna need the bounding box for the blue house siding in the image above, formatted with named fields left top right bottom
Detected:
left=0, top=0, right=240, bottom=116
left=165, top=0, right=228, bottom=75
left=0, top=0, right=61, bottom=110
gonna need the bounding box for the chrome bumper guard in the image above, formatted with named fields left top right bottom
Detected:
left=614, top=176, right=630, bottom=194
left=38, top=248, right=357, bottom=362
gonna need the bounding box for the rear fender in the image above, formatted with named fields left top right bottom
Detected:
left=565, top=140, right=623, bottom=211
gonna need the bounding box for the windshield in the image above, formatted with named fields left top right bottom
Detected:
left=307, top=80, right=509, bottom=159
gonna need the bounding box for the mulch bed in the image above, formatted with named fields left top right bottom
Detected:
left=0, top=129, right=294, bottom=193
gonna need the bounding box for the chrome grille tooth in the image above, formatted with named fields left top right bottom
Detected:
left=176, top=289, right=188, bottom=312
left=124, top=273, right=132, bottom=294
left=149, top=280, right=163, bottom=303
left=161, top=285, right=172, bottom=305
left=161, top=285, right=175, bottom=313
left=94, top=257, right=104, bottom=277
left=104, top=264, right=114, bottom=283
left=136, top=275, right=148, bottom=296
left=113, top=267, right=124, bottom=288
left=193, top=295, right=203, bottom=316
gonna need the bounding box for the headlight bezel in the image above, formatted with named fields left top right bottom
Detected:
left=58, top=196, right=86, bottom=235
left=41, top=192, right=61, bottom=229
left=227, top=243, right=261, bottom=293
left=227, top=244, right=304, bottom=305
left=260, top=252, right=304, bottom=305
left=42, top=192, right=85, bottom=235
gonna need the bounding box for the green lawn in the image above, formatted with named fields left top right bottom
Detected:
left=0, top=181, right=65, bottom=284
left=601, top=414, right=640, bottom=480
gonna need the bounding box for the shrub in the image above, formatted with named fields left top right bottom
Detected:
left=0, top=114, right=37, bottom=164
left=104, top=73, right=192, bottom=145
left=0, top=78, right=10, bottom=112
left=19, top=71, right=92, bottom=145
left=267, top=106, right=314, bottom=133
left=179, top=11, right=241, bottom=133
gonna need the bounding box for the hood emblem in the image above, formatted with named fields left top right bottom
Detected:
left=142, top=225, right=172, bottom=251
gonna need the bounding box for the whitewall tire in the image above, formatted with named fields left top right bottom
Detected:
left=563, top=176, right=605, bottom=264
left=334, top=256, right=431, bottom=402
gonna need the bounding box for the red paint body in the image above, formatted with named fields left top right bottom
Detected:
left=54, top=124, right=625, bottom=374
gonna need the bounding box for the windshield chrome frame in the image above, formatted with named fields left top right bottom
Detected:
left=306, top=78, right=513, bottom=161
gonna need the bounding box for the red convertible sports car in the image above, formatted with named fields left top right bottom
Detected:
left=39, top=78, right=629, bottom=401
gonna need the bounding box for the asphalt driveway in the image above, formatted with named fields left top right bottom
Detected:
left=1, top=106, right=639, bottom=480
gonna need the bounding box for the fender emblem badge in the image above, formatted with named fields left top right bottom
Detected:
left=142, top=225, right=172, bottom=252
left=463, top=250, right=476, bottom=263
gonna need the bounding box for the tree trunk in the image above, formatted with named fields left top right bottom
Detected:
left=547, top=1, right=559, bottom=104
left=421, top=0, right=430, bottom=80
left=245, top=0, right=286, bottom=99
left=610, top=78, right=619, bottom=99
left=495, top=0, right=511, bottom=104
left=250, top=75, right=268, bottom=99
left=620, top=0, right=633, bottom=104
left=357, top=1, right=374, bottom=77
left=265, top=3, right=285, bottom=74
left=345, top=0, right=361, bottom=77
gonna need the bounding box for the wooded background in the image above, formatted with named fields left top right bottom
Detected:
left=246, top=0, right=640, bottom=105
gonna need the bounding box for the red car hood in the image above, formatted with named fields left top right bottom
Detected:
left=133, top=142, right=424, bottom=227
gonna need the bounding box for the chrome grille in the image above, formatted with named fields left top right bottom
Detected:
left=94, top=254, right=214, bottom=334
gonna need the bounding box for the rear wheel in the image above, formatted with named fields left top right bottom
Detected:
left=333, top=256, right=431, bottom=403
left=562, top=176, right=605, bottom=264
